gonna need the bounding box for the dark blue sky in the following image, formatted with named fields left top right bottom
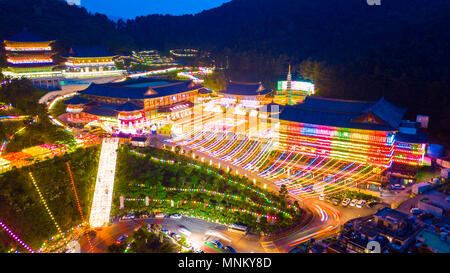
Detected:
left=82, top=0, right=231, bottom=19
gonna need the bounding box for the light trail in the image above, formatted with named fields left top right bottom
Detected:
left=66, top=162, right=94, bottom=252
left=89, top=138, right=119, bottom=227
left=0, top=219, right=35, bottom=253
left=28, top=172, right=64, bottom=239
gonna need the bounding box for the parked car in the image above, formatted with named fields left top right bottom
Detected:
left=367, top=201, right=379, bottom=208
left=349, top=199, right=358, bottom=207
left=170, top=213, right=182, bottom=219
left=122, top=213, right=135, bottom=220
left=178, top=227, right=191, bottom=236
left=356, top=200, right=366, bottom=208
left=210, top=239, right=224, bottom=249
left=170, top=232, right=181, bottom=240
left=391, top=184, right=405, bottom=190
left=319, top=194, right=325, bottom=200
left=161, top=228, right=170, bottom=235
left=341, top=198, right=351, bottom=206
left=410, top=208, right=425, bottom=216
left=418, top=213, right=434, bottom=221
left=224, top=246, right=237, bottom=253
left=116, top=235, right=128, bottom=244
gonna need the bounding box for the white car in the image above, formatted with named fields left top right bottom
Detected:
left=178, top=227, right=191, bottom=236
left=341, top=198, right=351, bottom=206
left=349, top=199, right=358, bottom=207
left=356, top=200, right=366, bottom=208
left=319, top=194, right=325, bottom=200
left=170, top=213, right=182, bottom=219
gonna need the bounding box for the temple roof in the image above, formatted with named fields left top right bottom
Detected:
left=4, top=29, right=54, bottom=43
left=158, top=100, right=194, bottom=113
left=64, top=96, right=89, bottom=105
left=396, top=131, right=428, bottom=143
left=79, top=78, right=200, bottom=100
left=84, top=107, right=117, bottom=117
left=220, top=81, right=273, bottom=96
left=299, top=96, right=374, bottom=114
left=67, top=46, right=116, bottom=58
left=116, top=102, right=143, bottom=112
left=367, top=97, right=407, bottom=129
left=278, top=97, right=407, bottom=131
left=6, top=63, right=57, bottom=68
left=198, top=88, right=213, bottom=94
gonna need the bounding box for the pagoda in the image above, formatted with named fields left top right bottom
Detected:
left=2, top=29, right=62, bottom=89
left=274, top=64, right=315, bottom=105
left=64, top=46, right=124, bottom=78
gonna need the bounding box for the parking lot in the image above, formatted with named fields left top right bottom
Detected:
left=318, top=195, right=385, bottom=223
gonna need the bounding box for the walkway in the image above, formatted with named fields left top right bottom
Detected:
left=89, top=138, right=119, bottom=227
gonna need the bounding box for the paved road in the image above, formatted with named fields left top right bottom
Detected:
left=78, top=216, right=266, bottom=253
left=39, top=76, right=122, bottom=104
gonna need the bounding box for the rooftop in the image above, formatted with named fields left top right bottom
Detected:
left=116, top=102, right=143, bottom=112
left=417, top=229, right=450, bottom=253
left=278, top=96, right=407, bottom=131
left=4, top=29, right=54, bottom=43
left=84, top=107, right=117, bottom=117
left=220, top=81, right=273, bottom=96
left=67, top=46, right=116, bottom=58
left=79, top=78, right=201, bottom=100
left=64, top=96, right=89, bottom=105
left=131, top=137, right=148, bottom=142
left=396, top=131, right=428, bottom=143
left=375, top=207, right=410, bottom=222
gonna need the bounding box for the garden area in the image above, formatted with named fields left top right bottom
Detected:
left=113, top=145, right=302, bottom=234
left=327, top=189, right=379, bottom=203
left=0, top=146, right=100, bottom=252
left=107, top=226, right=180, bottom=253
left=0, top=79, right=75, bottom=153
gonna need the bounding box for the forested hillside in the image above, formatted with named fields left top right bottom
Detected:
left=0, top=0, right=448, bottom=146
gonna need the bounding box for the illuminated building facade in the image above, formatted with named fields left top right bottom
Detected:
left=2, top=29, right=62, bottom=89
left=65, top=78, right=203, bottom=133
left=64, top=46, right=124, bottom=78
left=274, top=65, right=315, bottom=105
left=272, top=96, right=427, bottom=188
left=218, top=81, right=274, bottom=108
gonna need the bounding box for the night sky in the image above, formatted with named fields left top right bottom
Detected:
left=82, top=0, right=231, bottom=19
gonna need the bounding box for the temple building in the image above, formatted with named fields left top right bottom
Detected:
left=1, top=29, right=62, bottom=89
left=270, top=96, right=428, bottom=190
left=64, top=78, right=203, bottom=133
left=63, top=46, right=124, bottom=78
left=218, top=81, right=274, bottom=108
left=274, top=65, right=315, bottom=105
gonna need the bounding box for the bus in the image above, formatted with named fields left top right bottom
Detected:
left=227, top=224, right=247, bottom=234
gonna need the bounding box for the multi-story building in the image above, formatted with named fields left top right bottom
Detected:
left=64, top=78, right=203, bottom=133
left=63, top=46, right=124, bottom=78
left=269, top=96, right=427, bottom=192
left=2, top=29, right=62, bottom=89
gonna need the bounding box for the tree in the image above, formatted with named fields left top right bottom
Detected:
left=128, top=228, right=177, bottom=253
left=203, top=71, right=228, bottom=92
left=107, top=243, right=126, bottom=253
left=279, top=184, right=288, bottom=200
